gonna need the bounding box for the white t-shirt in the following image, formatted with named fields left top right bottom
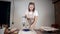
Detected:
left=25, top=10, right=38, bottom=18
left=24, top=10, right=39, bottom=25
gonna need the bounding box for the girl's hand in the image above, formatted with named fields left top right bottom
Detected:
left=30, top=24, right=35, bottom=29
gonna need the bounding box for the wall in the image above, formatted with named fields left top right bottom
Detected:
left=1, top=0, right=55, bottom=29
left=55, top=1, right=60, bottom=29
left=10, top=0, right=55, bottom=29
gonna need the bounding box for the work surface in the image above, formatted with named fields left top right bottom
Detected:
left=10, top=26, right=59, bottom=34
left=11, top=29, right=59, bottom=34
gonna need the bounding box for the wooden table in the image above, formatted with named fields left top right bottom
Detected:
left=9, top=26, right=60, bottom=34
left=39, top=26, right=59, bottom=34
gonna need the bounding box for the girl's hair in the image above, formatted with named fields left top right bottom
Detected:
left=28, top=2, right=35, bottom=12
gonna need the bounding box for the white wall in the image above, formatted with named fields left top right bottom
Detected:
left=10, top=0, right=55, bottom=29
left=1, top=0, right=54, bottom=29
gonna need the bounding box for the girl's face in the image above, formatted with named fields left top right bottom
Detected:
left=29, top=4, right=34, bottom=11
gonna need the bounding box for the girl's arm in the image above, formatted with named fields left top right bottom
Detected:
left=31, top=16, right=38, bottom=29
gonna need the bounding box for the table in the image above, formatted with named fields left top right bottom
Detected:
left=9, top=26, right=60, bottom=34
left=39, top=26, right=59, bottom=34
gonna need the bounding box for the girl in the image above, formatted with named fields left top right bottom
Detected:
left=25, top=2, right=39, bottom=29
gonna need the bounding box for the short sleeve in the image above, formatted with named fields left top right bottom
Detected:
left=34, top=10, right=39, bottom=16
